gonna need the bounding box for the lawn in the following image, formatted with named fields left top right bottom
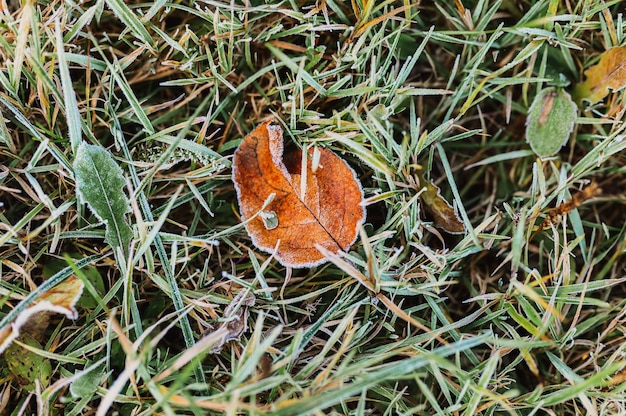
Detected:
left=1, top=0, right=626, bottom=414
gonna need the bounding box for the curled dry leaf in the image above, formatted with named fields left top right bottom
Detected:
left=210, top=291, right=256, bottom=354
left=232, top=121, right=366, bottom=267
left=0, top=276, right=84, bottom=354
left=417, top=171, right=465, bottom=234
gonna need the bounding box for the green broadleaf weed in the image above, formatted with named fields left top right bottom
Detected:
left=74, top=143, right=132, bottom=256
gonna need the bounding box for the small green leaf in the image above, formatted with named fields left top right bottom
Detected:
left=74, top=143, right=132, bottom=253
left=260, top=210, right=279, bottom=230
left=526, top=88, right=577, bottom=158
left=70, top=362, right=106, bottom=398
left=5, top=334, right=52, bottom=391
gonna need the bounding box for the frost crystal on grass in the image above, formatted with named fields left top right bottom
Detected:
left=135, top=143, right=227, bottom=174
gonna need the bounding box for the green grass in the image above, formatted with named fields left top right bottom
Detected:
left=2, top=0, right=626, bottom=414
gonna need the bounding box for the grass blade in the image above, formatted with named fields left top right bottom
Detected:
left=55, top=19, right=82, bottom=153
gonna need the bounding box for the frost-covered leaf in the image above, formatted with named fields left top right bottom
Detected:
left=74, top=143, right=132, bottom=253
left=526, top=88, right=577, bottom=158
left=574, top=46, right=626, bottom=104
left=232, top=121, right=366, bottom=268
left=43, top=256, right=105, bottom=309
left=70, top=362, right=107, bottom=398
left=0, top=276, right=84, bottom=354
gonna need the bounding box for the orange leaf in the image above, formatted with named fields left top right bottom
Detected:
left=232, top=121, right=365, bottom=267
left=574, top=46, right=626, bottom=103
left=0, top=276, right=84, bottom=354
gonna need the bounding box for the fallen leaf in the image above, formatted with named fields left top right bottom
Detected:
left=210, top=291, right=255, bottom=354
left=574, top=46, right=626, bottom=104
left=4, top=333, right=52, bottom=391
left=525, top=87, right=577, bottom=158
left=0, top=276, right=84, bottom=354
left=232, top=121, right=365, bottom=267
left=417, top=171, right=465, bottom=234
left=43, top=255, right=105, bottom=309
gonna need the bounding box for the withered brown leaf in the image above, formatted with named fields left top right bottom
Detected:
left=417, top=171, right=465, bottom=234
left=0, top=276, right=84, bottom=354
left=574, top=46, right=626, bottom=103
left=232, top=121, right=365, bottom=267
